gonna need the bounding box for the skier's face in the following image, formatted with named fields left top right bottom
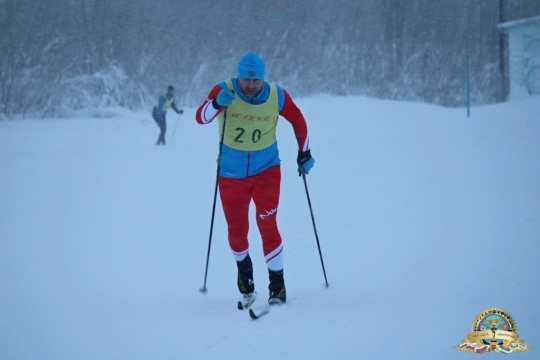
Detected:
left=238, top=78, right=263, bottom=99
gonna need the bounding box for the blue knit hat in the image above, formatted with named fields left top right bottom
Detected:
left=238, top=52, right=265, bottom=80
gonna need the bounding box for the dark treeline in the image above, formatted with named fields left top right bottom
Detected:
left=1, top=0, right=539, bottom=118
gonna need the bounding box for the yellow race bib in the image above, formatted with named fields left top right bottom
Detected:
left=218, top=81, right=279, bottom=151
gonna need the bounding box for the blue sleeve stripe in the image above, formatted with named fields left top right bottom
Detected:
left=276, top=85, right=284, bottom=112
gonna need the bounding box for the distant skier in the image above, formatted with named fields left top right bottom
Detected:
left=152, top=85, right=183, bottom=145
left=195, top=52, right=315, bottom=306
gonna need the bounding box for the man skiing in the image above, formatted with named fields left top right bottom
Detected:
left=195, top=52, right=315, bottom=306
left=152, top=85, right=183, bottom=145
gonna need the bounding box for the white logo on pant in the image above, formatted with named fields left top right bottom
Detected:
left=259, top=208, right=278, bottom=220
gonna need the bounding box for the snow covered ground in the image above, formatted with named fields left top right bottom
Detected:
left=1, top=95, right=539, bottom=359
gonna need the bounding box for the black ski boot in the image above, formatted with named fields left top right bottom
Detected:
left=268, top=269, right=286, bottom=305
left=237, top=254, right=255, bottom=295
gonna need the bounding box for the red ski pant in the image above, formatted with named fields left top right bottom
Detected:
left=219, top=166, right=282, bottom=263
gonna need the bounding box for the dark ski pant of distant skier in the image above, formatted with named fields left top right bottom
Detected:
left=152, top=111, right=166, bottom=145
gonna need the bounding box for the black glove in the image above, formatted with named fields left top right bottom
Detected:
left=297, top=150, right=315, bottom=176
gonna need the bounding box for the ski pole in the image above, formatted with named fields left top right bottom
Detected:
left=200, top=109, right=228, bottom=294
left=301, top=171, right=329, bottom=288
left=169, top=113, right=181, bottom=145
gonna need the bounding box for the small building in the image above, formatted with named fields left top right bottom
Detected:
left=498, top=16, right=540, bottom=100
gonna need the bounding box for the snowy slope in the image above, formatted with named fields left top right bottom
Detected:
left=1, top=96, right=539, bottom=359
